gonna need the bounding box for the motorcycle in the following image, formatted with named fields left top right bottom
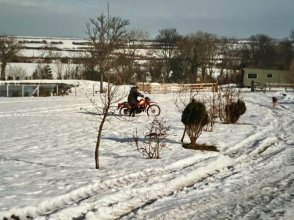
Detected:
left=117, top=96, right=161, bottom=116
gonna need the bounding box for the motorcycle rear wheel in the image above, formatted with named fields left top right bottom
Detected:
left=147, top=104, right=161, bottom=116
left=119, top=107, right=130, bottom=115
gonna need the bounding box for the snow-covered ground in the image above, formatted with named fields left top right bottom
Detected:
left=0, top=81, right=293, bottom=220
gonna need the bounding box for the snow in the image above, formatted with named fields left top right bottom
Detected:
left=16, top=36, right=88, bottom=59
left=0, top=81, right=293, bottom=220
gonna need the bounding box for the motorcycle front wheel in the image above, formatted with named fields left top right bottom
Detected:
left=147, top=104, right=161, bottom=116
left=119, top=107, right=130, bottom=115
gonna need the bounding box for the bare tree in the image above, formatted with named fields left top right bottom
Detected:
left=62, top=62, right=81, bottom=80
left=85, top=6, right=129, bottom=91
left=240, top=34, right=276, bottom=69
left=111, top=28, right=148, bottom=84
left=155, top=28, right=181, bottom=82
left=217, top=37, right=240, bottom=84
left=88, top=83, right=126, bottom=169
left=0, top=35, right=22, bottom=80
left=190, top=32, right=218, bottom=81
left=7, top=65, right=27, bottom=80
left=174, top=32, right=218, bottom=84
left=147, top=57, right=164, bottom=82
left=54, top=60, right=65, bottom=79
left=176, top=35, right=201, bottom=83
left=116, top=29, right=149, bottom=83
left=126, top=29, right=149, bottom=63
left=290, top=29, right=294, bottom=42
left=31, top=64, right=53, bottom=79
left=39, top=42, right=61, bottom=63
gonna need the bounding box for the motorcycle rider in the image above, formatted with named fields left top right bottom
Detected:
left=127, top=86, right=144, bottom=117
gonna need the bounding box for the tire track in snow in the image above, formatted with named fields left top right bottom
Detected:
left=224, top=126, right=274, bottom=158
left=40, top=133, right=279, bottom=220
left=142, top=169, right=293, bottom=220
left=0, top=153, right=219, bottom=219
left=120, top=136, right=290, bottom=220
left=47, top=155, right=234, bottom=220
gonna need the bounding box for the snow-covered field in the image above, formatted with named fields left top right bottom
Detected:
left=0, top=81, right=293, bottom=220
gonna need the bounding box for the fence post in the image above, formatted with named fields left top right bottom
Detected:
left=7, top=84, right=9, bottom=97
left=268, top=83, right=271, bottom=91
left=251, top=80, right=255, bottom=92
left=22, top=85, right=24, bottom=97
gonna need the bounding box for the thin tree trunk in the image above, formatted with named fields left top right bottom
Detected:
left=201, top=67, right=206, bottom=79
left=181, top=126, right=186, bottom=142
left=1, top=62, right=7, bottom=80
left=95, top=117, right=104, bottom=169
left=100, top=72, right=104, bottom=93
left=95, top=105, right=109, bottom=169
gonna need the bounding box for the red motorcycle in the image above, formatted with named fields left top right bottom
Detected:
left=117, top=97, right=161, bottom=116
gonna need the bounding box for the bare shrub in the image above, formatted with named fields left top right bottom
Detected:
left=216, top=85, right=244, bottom=123
left=201, top=91, right=218, bottom=132
left=133, top=117, right=169, bottom=159
left=173, top=89, right=201, bottom=112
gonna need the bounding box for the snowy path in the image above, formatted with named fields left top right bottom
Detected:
left=0, top=89, right=293, bottom=219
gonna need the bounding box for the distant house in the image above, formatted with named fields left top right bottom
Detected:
left=243, top=68, right=294, bottom=87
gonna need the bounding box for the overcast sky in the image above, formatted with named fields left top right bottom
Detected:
left=0, top=0, right=293, bottom=39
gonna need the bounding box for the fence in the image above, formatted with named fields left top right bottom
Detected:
left=136, top=82, right=218, bottom=94
left=251, top=81, right=266, bottom=92
left=266, top=83, right=294, bottom=91
left=0, top=82, right=77, bottom=97
left=250, top=80, right=294, bottom=92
